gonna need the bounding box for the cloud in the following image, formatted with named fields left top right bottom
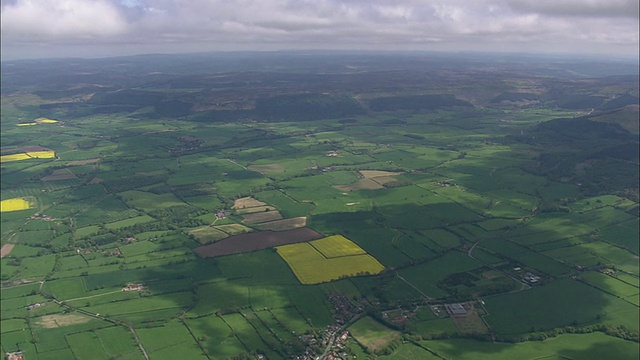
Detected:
left=1, top=0, right=638, bottom=59
left=507, top=0, right=639, bottom=18
left=1, top=0, right=128, bottom=39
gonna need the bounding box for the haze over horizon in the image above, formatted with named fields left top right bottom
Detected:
left=1, top=0, right=639, bottom=61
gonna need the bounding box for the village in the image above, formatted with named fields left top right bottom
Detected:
left=293, top=293, right=366, bottom=360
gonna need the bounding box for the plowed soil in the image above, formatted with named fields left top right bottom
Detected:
left=194, top=227, right=322, bottom=258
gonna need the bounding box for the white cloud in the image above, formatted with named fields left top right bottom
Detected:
left=1, top=0, right=128, bottom=39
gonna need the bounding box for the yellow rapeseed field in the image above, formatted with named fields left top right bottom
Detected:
left=0, top=197, right=33, bottom=212
left=26, top=151, right=56, bottom=159
left=0, top=151, right=56, bottom=163
left=15, top=118, right=58, bottom=127
left=310, top=234, right=366, bottom=258
left=35, top=117, right=59, bottom=123
left=0, top=153, right=32, bottom=162
left=277, top=236, right=384, bottom=284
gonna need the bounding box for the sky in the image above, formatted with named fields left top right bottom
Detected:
left=1, top=0, right=639, bottom=60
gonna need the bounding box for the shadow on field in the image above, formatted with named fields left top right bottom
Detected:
left=122, top=247, right=322, bottom=358
left=306, top=201, right=638, bottom=339
left=114, top=202, right=637, bottom=358
left=420, top=335, right=638, bottom=360
left=557, top=339, right=639, bottom=360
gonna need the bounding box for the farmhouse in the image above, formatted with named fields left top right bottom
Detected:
left=26, top=302, right=46, bottom=310
left=122, top=283, right=145, bottom=291
left=216, top=210, right=229, bottom=219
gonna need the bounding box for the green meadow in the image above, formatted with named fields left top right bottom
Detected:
left=2, top=53, right=637, bottom=359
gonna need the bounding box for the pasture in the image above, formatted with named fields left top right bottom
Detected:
left=188, top=226, right=229, bottom=244
left=104, top=214, right=155, bottom=230
left=137, top=320, right=198, bottom=352
left=254, top=190, right=315, bottom=218
left=581, top=271, right=640, bottom=306
left=349, top=316, right=401, bottom=353
left=118, top=190, right=184, bottom=211
left=185, top=315, right=248, bottom=359
left=74, top=225, right=101, bottom=238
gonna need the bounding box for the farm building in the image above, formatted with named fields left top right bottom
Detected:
left=445, top=303, right=468, bottom=316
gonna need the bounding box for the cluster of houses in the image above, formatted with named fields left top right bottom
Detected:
left=328, top=293, right=363, bottom=325
left=322, top=329, right=350, bottom=360
left=5, top=351, right=23, bottom=360
left=295, top=325, right=351, bottom=360
left=31, top=213, right=55, bottom=221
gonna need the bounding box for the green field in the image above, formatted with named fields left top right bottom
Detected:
left=104, top=215, right=155, bottom=230
left=484, top=279, right=639, bottom=334
left=398, top=252, right=483, bottom=298
left=349, top=316, right=401, bottom=353
left=2, top=53, right=638, bottom=360
left=421, top=333, right=639, bottom=360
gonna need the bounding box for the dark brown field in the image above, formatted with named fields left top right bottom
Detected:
left=194, top=227, right=323, bottom=258
left=1, top=145, right=52, bottom=154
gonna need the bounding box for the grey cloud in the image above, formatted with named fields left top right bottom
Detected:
left=507, top=0, right=640, bottom=18
left=1, top=0, right=638, bottom=60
